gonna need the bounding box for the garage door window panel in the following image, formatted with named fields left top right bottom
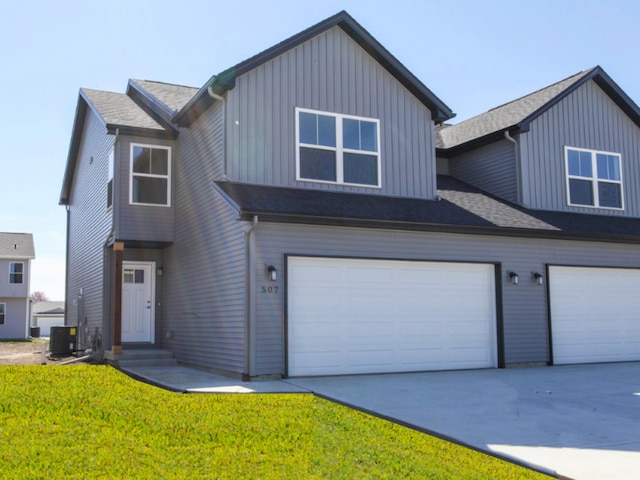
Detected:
left=565, top=147, right=623, bottom=209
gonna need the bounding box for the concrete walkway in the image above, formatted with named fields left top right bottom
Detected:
left=122, top=362, right=640, bottom=480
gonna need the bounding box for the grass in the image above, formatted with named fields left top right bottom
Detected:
left=0, top=366, right=550, bottom=479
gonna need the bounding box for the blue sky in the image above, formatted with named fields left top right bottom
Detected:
left=1, top=0, right=639, bottom=299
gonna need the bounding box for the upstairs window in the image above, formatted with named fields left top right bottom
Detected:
left=565, top=147, right=623, bottom=209
left=9, top=262, right=23, bottom=284
left=130, top=144, right=171, bottom=206
left=296, top=108, right=381, bottom=187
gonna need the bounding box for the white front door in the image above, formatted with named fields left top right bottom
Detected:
left=122, top=262, right=155, bottom=343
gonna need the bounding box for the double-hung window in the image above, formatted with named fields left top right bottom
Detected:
left=0, top=303, right=5, bottom=325
left=565, top=146, right=623, bottom=209
left=9, top=263, right=23, bottom=284
left=296, top=108, right=381, bottom=187
left=130, top=144, right=171, bottom=206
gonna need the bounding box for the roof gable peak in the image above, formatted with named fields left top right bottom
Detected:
left=174, top=11, right=453, bottom=126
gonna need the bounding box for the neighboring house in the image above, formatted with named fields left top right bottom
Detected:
left=60, top=11, right=640, bottom=379
left=31, top=301, right=65, bottom=337
left=0, top=233, right=36, bottom=340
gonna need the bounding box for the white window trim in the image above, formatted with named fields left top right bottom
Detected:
left=9, top=262, right=24, bottom=284
left=295, top=107, right=382, bottom=188
left=564, top=146, right=624, bottom=210
left=0, top=303, right=5, bottom=326
left=129, top=143, right=172, bottom=207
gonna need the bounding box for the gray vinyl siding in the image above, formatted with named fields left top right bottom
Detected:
left=226, top=26, right=437, bottom=199
left=436, top=157, right=450, bottom=175
left=0, top=298, right=28, bottom=339
left=252, top=222, right=640, bottom=375
left=161, top=112, right=246, bottom=375
left=520, top=79, right=640, bottom=216
left=449, top=140, right=518, bottom=203
left=115, top=135, right=175, bottom=243
left=65, top=108, right=114, bottom=342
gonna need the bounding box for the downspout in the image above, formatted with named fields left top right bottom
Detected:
left=101, top=128, right=119, bottom=354
left=244, top=215, right=259, bottom=380
left=504, top=130, right=524, bottom=206
left=207, top=87, right=228, bottom=180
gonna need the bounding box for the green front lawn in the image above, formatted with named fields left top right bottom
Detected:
left=0, top=366, right=549, bottom=479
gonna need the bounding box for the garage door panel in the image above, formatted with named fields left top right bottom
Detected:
left=288, top=257, right=497, bottom=376
left=550, top=266, right=640, bottom=365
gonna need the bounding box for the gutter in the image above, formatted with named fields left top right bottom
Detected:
left=235, top=210, right=640, bottom=246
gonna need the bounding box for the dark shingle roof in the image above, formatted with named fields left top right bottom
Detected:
left=0, top=233, right=35, bottom=259
left=437, top=69, right=592, bottom=150
left=81, top=88, right=165, bottom=132
left=437, top=66, right=640, bottom=153
left=214, top=177, right=640, bottom=242
left=130, top=80, right=198, bottom=113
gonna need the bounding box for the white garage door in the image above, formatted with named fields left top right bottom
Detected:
left=550, top=266, right=640, bottom=365
left=287, top=257, right=497, bottom=376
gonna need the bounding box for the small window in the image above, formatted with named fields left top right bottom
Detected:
left=0, top=303, right=5, bottom=325
left=565, top=147, right=623, bottom=209
left=9, top=263, right=23, bottom=284
left=123, top=269, right=145, bottom=284
left=107, top=148, right=114, bottom=209
left=130, top=144, right=171, bottom=206
left=296, top=108, right=380, bottom=187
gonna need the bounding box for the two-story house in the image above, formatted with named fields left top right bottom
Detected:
left=0, top=233, right=35, bottom=340
left=60, top=11, right=640, bottom=379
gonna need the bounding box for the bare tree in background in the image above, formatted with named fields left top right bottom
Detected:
left=30, top=291, right=49, bottom=302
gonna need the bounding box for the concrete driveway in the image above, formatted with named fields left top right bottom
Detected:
left=285, top=363, right=640, bottom=480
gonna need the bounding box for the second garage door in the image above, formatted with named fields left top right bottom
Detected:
left=287, top=257, right=497, bottom=376
left=550, top=266, right=640, bottom=365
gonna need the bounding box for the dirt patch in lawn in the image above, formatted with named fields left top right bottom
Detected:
left=0, top=341, right=78, bottom=365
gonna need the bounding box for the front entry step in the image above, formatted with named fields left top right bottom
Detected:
left=107, top=349, right=178, bottom=368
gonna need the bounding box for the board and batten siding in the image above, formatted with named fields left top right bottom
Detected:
left=115, top=135, right=175, bottom=243
left=65, top=108, right=114, bottom=346
left=520, top=79, right=640, bottom=216
left=161, top=108, right=246, bottom=375
left=251, top=222, right=640, bottom=375
left=225, top=26, right=437, bottom=199
left=449, top=140, right=518, bottom=203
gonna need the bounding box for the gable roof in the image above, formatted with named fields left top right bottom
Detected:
left=60, top=82, right=191, bottom=205
left=437, top=66, right=640, bottom=154
left=214, top=177, right=640, bottom=243
left=81, top=88, right=167, bottom=134
left=174, top=10, right=454, bottom=126
left=0, top=233, right=35, bottom=259
left=129, top=80, right=198, bottom=113
left=32, top=301, right=65, bottom=315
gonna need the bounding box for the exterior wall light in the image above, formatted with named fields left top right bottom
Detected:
left=157, top=266, right=165, bottom=276
left=532, top=272, right=544, bottom=285
left=508, top=271, right=519, bottom=285
left=267, top=265, right=277, bottom=281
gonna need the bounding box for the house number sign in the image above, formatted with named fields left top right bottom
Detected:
left=261, top=286, right=279, bottom=294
